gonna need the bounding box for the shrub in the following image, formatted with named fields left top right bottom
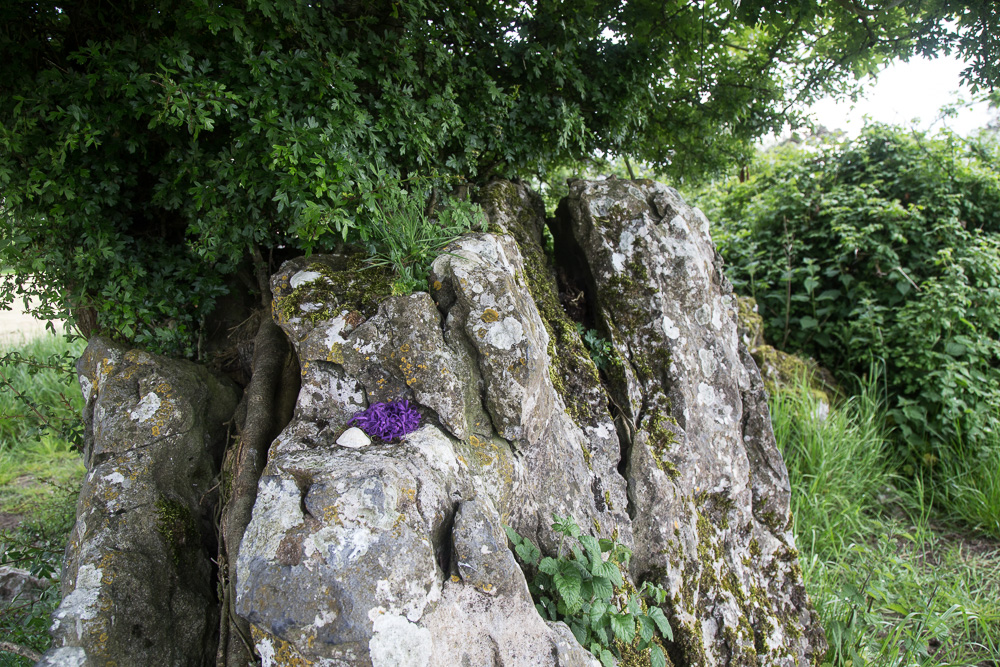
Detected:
left=696, top=125, right=1000, bottom=457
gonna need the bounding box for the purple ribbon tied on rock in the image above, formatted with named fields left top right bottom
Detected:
left=348, top=400, right=422, bottom=441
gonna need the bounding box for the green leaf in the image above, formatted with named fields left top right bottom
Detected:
left=627, top=594, right=642, bottom=617
left=555, top=561, right=583, bottom=608
left=647, top=607, right=673, bottom=641
left=570, top=621, right=588, bottom=645
left=639, top=615, right=655, bottom=644
left=552, top=515, right=582, bottom=538
left=539, top=557, right=559, bottom=575
left=610, top=611, right=635, bottom=644
left=589, top=599, right=609, bottom=625
left=579, top=535, right=602, bottom=569
left=515, top=541, right=541, bottom=565
left=651, top=645, right=667, bottom=667
left=591, top=576, right=614, bottom=601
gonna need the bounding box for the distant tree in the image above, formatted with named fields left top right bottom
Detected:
left=0, top=0, right=997, bottom=356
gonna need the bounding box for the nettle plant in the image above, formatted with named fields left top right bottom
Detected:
left=505, top=516, right=673, bottom=667
left=697, top=125, right=1000, bottom=459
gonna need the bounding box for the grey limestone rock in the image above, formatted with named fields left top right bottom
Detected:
left=38, top=337, right=239, bottom=667
left=555, top=178, right=825, bottom=665
left=235, top=216, right=613, bottom=665
left=0, top=565, right=49, bottom=607
left=234, top=179, right=824, bottom=666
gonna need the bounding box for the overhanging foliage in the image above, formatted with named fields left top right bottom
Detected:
left=1, top=0, right=996, bottom=355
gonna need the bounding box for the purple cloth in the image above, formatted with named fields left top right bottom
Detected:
left=348, top=400, right=422, bottom=441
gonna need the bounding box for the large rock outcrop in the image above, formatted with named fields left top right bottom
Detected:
left=42, top=178, right=824, bottom=667
left=38, top=339, right=239, bottom=666
left=234, top=179, right=825, bottom=666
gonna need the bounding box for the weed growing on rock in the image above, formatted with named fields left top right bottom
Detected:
left=575, top=324, right=614, bottom=371
left=361, top=189, right=485, bottom=295
left=505, top=516, right=673, bottom=667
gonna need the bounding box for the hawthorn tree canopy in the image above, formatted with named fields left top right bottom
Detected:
left=1, top=0, right=997, bottom=356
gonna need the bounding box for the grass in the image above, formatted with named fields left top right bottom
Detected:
left=933, top=435, right=1000, bottom=541
left=771, top=378, right=1000, bottom=667
left=0, top=333, right=86, bottom=666
left=361, top=189, right=484, bottom=295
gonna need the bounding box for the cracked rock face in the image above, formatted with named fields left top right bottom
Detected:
left=555, top=178, right=825, bottom=665
left=236, top=240, right=606, bottom=666
left=39, top=337, right=239, bottom=667
left=236, top=179, right=824, bottom=666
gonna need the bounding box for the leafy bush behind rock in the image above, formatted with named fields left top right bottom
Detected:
left=695, top=125, right=1000, bottom=457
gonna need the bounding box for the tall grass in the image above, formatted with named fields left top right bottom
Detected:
left=934, top=432, right=1000, bottom=540
left=770, top=380, right=892, bottom=558
left=772, top=377, right=1000, bottom=667
left=0, top=335, right=85, bottom=513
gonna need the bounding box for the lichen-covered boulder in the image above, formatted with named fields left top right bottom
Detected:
left=38, top=337, right=239, bottom=667
left=236, top=250, right=602, bottom=665
left=554, top=178, right=826, bottom=665
left=234, top=179, right=824, bottom=666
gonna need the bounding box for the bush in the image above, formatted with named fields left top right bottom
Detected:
left=696, top=125, right=1000, bottom=457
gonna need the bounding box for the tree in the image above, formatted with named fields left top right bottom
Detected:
left=0, top=0, right=997, bottom=357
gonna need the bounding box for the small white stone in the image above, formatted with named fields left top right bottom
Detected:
left=337, top=427, right=371, bottom=449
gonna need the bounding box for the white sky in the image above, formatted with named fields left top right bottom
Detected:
left=807, top=54, right=994, bottom=136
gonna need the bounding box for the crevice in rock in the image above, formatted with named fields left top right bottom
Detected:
left=216, top=250, right=302, bottom=667
left=289, top=472, right=314, bottom=519
left=438, top=501, right=459, bottom=578
left=547, top=206, right=642, bottom=522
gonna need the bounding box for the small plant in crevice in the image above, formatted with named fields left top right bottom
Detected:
left=576, top=324, right=614, bottom=371
left=361, top=188, right=485, bottom=295
left=505, top=515, right=673, bottom=667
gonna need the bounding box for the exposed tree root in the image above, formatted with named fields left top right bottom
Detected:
left=216, top=254, right=300, bottom=666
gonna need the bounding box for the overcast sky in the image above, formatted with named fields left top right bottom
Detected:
left=808, top=54, right=994, bottom=136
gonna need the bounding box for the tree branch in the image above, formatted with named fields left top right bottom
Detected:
left=0, top=641, right=42, bottom=662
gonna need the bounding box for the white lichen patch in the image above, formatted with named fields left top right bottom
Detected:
left=408, top=426, right=461, bottom=476
left=368, top=613, right=432, bottom=667
left=322, top=314, right=352, bottom=349
left=255, top=634, right=277, bottom=667
left=290, top=270, right=324, bottom=289
left=236, top=478, right=307, bottom=585
left=310, top=609, right=339, bottom=629
left=53, top=563, right=103, bottom=639
left=661, top=316, right=681, bottom=340
left=699, top=349, right=717, bottom=377
left=482, top=316, right=524, bottom=350
left=36, top=646, right=86, bottom=666
left=618, top=228, right=637, bottom=256
left=79, top=375, right=94, bottom=405
left=102, top=471, right=126, bottom=486
left=128, top=392, right=161, bottom=422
